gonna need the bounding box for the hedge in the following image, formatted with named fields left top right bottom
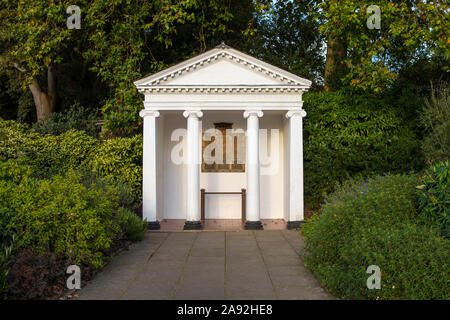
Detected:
left=303, top=90, right=423, bottom=208
left=0, top=118, right=142, bottom=202
left=302, top=174, right=449, bottom=300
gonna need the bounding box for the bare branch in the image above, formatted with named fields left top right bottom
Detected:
left=12, top=62, right=27, bottom=73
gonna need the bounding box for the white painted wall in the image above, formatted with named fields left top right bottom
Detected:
left=259, top=114, right=285, bottom=219
left=160, top=111, right=285, bottom=220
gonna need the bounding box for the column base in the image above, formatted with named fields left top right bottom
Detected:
left=287, top=221, right=305, bottom=230
left=183, top=221, right=202, bottom=230
left=147, top=221, right=161, bottom=230
left=244, top=221, right=264, bottom=230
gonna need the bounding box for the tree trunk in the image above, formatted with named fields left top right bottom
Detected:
left=324, top=33, right=347, bottom=91
left=29, top=64, right=57, bottom=121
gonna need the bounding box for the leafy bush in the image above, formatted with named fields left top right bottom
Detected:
left=0, top=207, right=15, bottom=298
left=0, top=118, right=142, bottom=208
left=420, top=88, right=450, bottom=164
left=0, top=238, right=15, bottom=298
left=0, top=119, right=35, bottom=161
left=417, top=161, right=450, bottom=239
left=118, top=208, right=147, bottom=242
left=0, top=207, right=14, bottom=246
left=89, top=135, right=143, bottom=201
left=0, top=119, right=97, bottom=178
left=0, top=119, right=147, bottom=298
left=303, top=90, right=423, bottom=208
left=2, top=169, right=121, bottom=268
left=27, top=130, right=98, bottom=178
left=32, top=102, right=100, bottom=138
left=302, top=174, right=449, bottom=300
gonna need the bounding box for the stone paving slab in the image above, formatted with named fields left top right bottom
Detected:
left=77, top=230, right=332, bottom=300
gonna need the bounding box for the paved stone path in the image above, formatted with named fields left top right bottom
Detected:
left=78, top=230, right=331, bottom=300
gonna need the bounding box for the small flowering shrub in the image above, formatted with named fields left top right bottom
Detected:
left=417, top=161, right=450, bottom=239
left=302, top=174, right=450, bottom=300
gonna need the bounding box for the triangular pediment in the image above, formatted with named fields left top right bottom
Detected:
left=134, top=44, right=312, bottom=90
left=167, top=59, right=283, bottom=86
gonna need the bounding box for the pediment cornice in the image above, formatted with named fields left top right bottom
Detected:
left=134, top=45, right=312, bottom=93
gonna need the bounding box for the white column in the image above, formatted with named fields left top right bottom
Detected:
left=286, top=109, right=307, bottom=229
left=139, top=109, right=160, bottom=230
left=183, top=110, right=203, bottom=230
left=243, top=110, right=264, bottom=230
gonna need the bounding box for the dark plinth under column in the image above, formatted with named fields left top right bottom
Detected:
left=183, top=221, right=202, bottom=230
left=244, top=221, right=263, bottom=230
left=148, top=221, right=161, bottom=230
left=287, top=221, right=305, bottom=230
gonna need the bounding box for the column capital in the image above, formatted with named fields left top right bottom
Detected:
left=139, top=109, right=160, bottom=118
left=243, top=110, right=264, bottom=119
left=286, top=109, right=306, bottom=119
left=183, top=110, right=203, bottom=119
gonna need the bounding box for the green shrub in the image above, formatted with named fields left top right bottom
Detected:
left=0, top=119, right=36, bottom=161
left=0, top=118, right=142, bottom=208
left=417, top=161, right=450, bottom=239
left=420, top=88, right=450, bottom=164
left=0, top=207, right=14, bottom=246
left=28, top=130, right=98, bottom=178
left=4, top=169, right=121, bottom=268
left=0, top=118, right=97, bottom=178
left=303, top=90, right=423, bottom=208
left=0, top=237, right=15, bottom=298
left=302, top=174, right=449, bottom=300
left=0, top=207, right=16, bottom=299
left=32, top=102, right=100, bottom=138
left=88, top=135, right=143, bottom=201
left=118, top=207, right=147, bottom=242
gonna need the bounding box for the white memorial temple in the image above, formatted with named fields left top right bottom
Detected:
left=134, top=43, right=311, bottom=230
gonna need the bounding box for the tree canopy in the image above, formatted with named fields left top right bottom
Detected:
left=0, top=0, right=448, bottom=136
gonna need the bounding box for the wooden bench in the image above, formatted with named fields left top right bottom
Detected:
left=200, top=189, right=246, bottom=221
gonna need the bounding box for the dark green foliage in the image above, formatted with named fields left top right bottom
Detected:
left=89, top=135, right=143, bottom=201
left=249, top=0, right=324, bottom=89
left=303, top=90, right=423, bottom=208
left=0, top=118, right=142, bottom=205
left=118, top=208, right=147, bottom=242
left=1, top=168, right=121, bottom=268
left=0, top=119, right=98, bottom=178
left=420, top=88, right=450, bottom=164
left=0, top=237, right=15, bottom=298
left=32, top=103, right=101, bottom=138
left=0, top=207, right=14, bottom=245
left=417, top=161, right=450, bottom=239
left=0, top=207, right=15, bottom=297
left=383, top=57, right=449, bottom=127
left=0, top=118, right=148, bottom=298
left=0, top=118, right=146, bottom=269
left=302, top=174, right=449, bottom=300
